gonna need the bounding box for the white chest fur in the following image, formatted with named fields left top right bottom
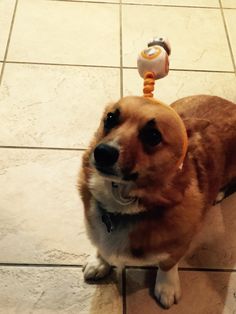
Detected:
left=86, top=173, right=170, bottom=267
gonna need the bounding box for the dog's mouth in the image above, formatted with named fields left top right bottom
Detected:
left=122, top=171, right=139, bottom=181
left=95, top=165, right=118, bottom=179
left=93, top=163, right=138, bottom=183
left=94, top=166, right=138, bottom=206
left=97, top=166, right=138, bottom=182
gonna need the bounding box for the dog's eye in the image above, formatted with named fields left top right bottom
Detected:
left=143, top=128, right=162, bottom=146
left=140, top=122, right=162, bottom=147
left=104, top=109, right=120, bottom=130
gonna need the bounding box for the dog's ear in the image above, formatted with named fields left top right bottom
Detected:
left=183, top=118, right=210, bottom=138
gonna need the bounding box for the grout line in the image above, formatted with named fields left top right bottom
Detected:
left=122, top=2, right=221, bottom=9
left=4, top=61, right=235, bottom=74
left=0, top=65, right=5, bottom=83
left=123, top=66, right=235, bottom=74
left=48, top=0, right=227, bottom=10
left=122, top=268, right=127, bottom=314
left=0, top=0, right=18, bottom=86
left=5, top=60, right=120, bottom=69
left=0, top=262, right=235, bottom=273
left=169, top=68, right=234, bottom=74
left=119, top=0, right=123, bottom=98
left=0, top=262, right=84, bottom=268
left=219, top=0, right=236, bottom=76
left=179, top=267, right=236, bottom=273
left=0, top=62, right=2, bottom=79
left=49, top=0, right=120, bottom=4
left=126, top=265, right=236, bottom=272
left=0, top=145, right=86, bottom=152
left=45, top=0, right=236, bottom=9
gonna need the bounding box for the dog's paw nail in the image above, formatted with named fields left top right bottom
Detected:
left=83, top=257, right=111, bottom=281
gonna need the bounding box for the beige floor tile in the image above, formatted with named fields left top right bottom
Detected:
left=122, top=0, right=219, bottom=7
left=222, top=0, right=236, bottom=8
left=0, top=149, right=94, bottom=264
left=0, top=63, right=120, bottom=148
left=123, top=69, right=236, bottom=104
left=182, top=194, right=236, bottom=269
left=0, top=266, right=122, bottom=314
left=0, top=0, right=16, bottom=61
left=224, top=10, right=236, bottom=64
left=126, top=268, right=236, bottom=313
left=7, top=0, right=120, bottom=66
left=69, top=0, right=119, bottom=2
left=122, top=6, right=233, bottom=71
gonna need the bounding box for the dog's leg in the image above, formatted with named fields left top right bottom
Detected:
left=83, top=251, right=111, bottom=281
left=154, top=263, right=181, bottom=309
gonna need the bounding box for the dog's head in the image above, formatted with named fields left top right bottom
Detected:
left=90, top=96, right=187, bottom=187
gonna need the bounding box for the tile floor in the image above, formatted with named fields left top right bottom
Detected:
left=0, top=0, right=236, bottom=313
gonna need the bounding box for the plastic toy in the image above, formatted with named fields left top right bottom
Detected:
left=137, top=37, right=187, bottom=170
left=137, top=36, right=171, bottom=98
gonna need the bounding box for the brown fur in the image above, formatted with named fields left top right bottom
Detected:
left=79, top=95, right=236, bottom=270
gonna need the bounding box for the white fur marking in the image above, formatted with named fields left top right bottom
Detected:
left=83, top=253, right=111, bottom=281
left=89, top=172, right=144, bottom=214
left=155, top=264, right=181, bottom=309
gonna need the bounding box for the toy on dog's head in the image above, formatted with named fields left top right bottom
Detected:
left=137, top=36, right=171, bottom=98
left=137, top=37, right=187, bottom=170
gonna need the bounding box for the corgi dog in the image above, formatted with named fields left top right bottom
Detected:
left=78, top=95, right=236, bottom=309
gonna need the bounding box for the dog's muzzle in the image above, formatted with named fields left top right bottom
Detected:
left=93, top=143, right=138, bottom=181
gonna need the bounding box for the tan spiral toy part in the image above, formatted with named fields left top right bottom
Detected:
left=143, top=72, right=155, bottom=98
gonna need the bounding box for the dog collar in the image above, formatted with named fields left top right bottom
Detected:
left=98, top=202, right=144, bottom=233
left=100, top=206, right=119, bottom=233
left=98, top=201, right=164, bottom=233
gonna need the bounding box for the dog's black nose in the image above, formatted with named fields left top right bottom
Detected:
left=94, top=144, right=119, bottom=168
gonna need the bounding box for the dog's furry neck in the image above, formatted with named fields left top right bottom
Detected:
left=133, top=158, right=191, bottom=210
left=98, top=201, right=165, bottom=233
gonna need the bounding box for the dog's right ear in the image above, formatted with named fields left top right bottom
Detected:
left=183, top=118, right=210, bottom=138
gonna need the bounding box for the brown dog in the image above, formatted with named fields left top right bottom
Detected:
left=78, top=95, right=236, bottom=308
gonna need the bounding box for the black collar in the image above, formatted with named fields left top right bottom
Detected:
left=97, top=202, right=153, bottom=233
left=97, top=203, right=147, bottom=233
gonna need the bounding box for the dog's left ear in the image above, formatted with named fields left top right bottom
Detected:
left=183, top=118, right=210, bottom=138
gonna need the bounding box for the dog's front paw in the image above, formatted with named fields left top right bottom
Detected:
left=155, top=280, right=181, bottom=309
left=154, top=265, right=181, bottom=309
left=83, top=254, right=111, bottom=281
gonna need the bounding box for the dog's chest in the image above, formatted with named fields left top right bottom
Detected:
left=86, top=199, right=169, bottom=266
left=86, top=173, right=169, bottom=266
left=86, top=198, right=131, bottom=263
